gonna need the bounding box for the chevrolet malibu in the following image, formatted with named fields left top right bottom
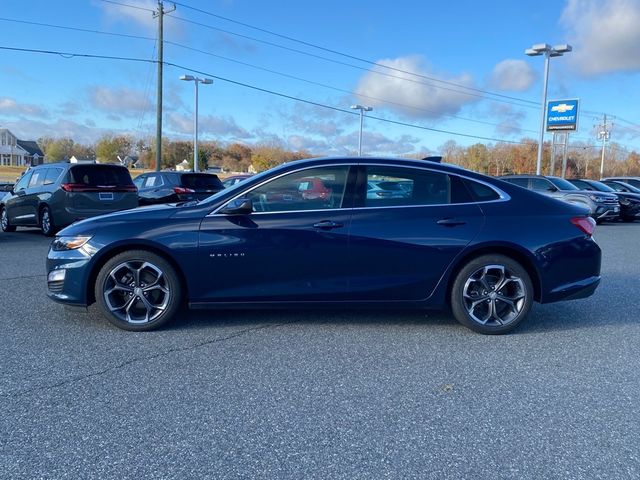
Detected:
left=46, top=157, right=601, bottom=334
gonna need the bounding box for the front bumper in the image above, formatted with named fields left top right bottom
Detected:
left=46, top=249, right=93, bottom=306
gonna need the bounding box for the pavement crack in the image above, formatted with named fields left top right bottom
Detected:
left=1, top=320, right=297, bottom=399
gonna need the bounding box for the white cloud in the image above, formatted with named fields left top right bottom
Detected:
left=354, top=55, right=480, bottom=119
left=488, top=60, right=536, bottom=91
left=0, top=97, right=48, bottom=118
left=97, top=0, right=158, bottom=29
left=88, top=86, right=150, bottom=117
left=166, top=112, right=252, bottom=140
left=561, top=0, right=640, bottom=75
left=489, top=103, right=528, bottom=137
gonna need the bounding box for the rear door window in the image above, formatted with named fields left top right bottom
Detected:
left=530, top=178, right=552, bottom=191
left=504, top=177, right=529, bottom=188
left=69, top=165, right=134, bottom=187
left=28, top=169, right=47, bottom=188
left=181, top=174, right=224, bottom=190
left=363, top=166, right=452, bottom=207
left=143, top=175, right=163, bottom=188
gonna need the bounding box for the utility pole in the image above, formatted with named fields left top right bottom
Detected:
left=153, top=1, right=175, bottom=172
left=598, top=114, right=611, bottom=178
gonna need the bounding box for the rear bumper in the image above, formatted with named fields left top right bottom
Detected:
left=541, top=275, right=601, bottom=304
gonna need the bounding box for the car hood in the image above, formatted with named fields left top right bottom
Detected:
left=57, top=203, right=181, bottom=236
left=561, top=189, right=618, bottom=199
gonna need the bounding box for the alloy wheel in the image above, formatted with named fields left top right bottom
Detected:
left=103, top=261, right=171, bottom=324
left=462, top=264, right=526, bottom=326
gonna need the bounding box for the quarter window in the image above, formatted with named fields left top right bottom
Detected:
left=43, top=168, right=63, bottom=185
left=246, top=166, right=350, bottom=212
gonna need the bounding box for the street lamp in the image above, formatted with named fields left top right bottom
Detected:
left=525, top=43, right=572, bottom=175
left=180, top=74, right=213, bottom=172
left=350, top=104, right=372, bottom=156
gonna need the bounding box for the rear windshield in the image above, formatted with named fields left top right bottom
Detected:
left=180, top=174, right=223, bottom=189
left=70, top=165, right=134, bottom=187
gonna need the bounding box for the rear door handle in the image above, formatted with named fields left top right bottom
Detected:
left=313, top=220, right=343, bottom=230
left=436, top=218, right=467, bottom=227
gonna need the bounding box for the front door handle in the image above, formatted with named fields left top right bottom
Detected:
left=313, top=220, right=343, bottom=230
left=436, top=218, right=467, bottom=227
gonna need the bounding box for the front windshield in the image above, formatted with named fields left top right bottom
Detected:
left=548, top=177, right=579, bottom=190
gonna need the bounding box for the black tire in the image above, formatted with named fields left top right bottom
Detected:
left=40, top=205, right=56, bottom=237
left=94, top=250, right=183, bottom=331
left=450, top=254, right=533, bottom=334
left=1, top=206, right=17, bottom=232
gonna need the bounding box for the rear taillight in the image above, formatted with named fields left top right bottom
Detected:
left=174, top=187, right=195, bottom=194
left=61, top=183, right=137, bottom=193
left=571, top=216, right=596, bottom=236
left=61, top=183, right=91, bottom=192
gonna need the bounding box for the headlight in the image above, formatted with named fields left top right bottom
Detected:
left=619, top=198, right=631, bottom=206
left=52, top=235, right=92, bottom=251
left=588, top=195, right=607, bottom=202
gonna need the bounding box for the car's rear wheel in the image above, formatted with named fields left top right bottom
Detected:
left=40, top=205, right=56, bottom=236
left=95, top=250, right=183, bottom=331
left=450, top=254, right=533, bottom=334
left=1, top=207, right=16, bottom=232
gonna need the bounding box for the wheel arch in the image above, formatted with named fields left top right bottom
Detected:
left=445, top=244, right=542, bottom=303
left=86, top=241, right=190, bottom=306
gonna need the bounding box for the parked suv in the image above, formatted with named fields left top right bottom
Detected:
left=500, top=174, right=620, bottom=223
left=0, top=162, right=138, bottom=236
left=568, top=178, right=640, bottom=222
left=601, top=177, right=640, bottom=189
left=133, top=171, right=224, bottom=205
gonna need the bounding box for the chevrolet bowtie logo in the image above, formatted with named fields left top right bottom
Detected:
left=551, top=103, right=575, bottom=113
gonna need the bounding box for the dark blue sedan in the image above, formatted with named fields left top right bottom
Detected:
left=46, top=157, right=601, bottom=334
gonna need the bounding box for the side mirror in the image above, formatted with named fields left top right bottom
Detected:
left=220, top=197, right=253, bottom=215
left=547, top=186, right=558, bottom=192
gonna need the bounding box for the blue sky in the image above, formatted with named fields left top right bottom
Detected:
left=1, top=0, right=639, bottom=156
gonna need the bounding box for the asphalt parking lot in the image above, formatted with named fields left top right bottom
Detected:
left=1, top=224, right=639, bottom=479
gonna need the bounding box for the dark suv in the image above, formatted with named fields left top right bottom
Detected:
left=0, top=162, right=138, bottom=236
left=133, top=171, right=224, bottom=205
left=500, top=174, right=620, bottom=223
left=568, top=178, right=640, bottom=222
left=601, top=177, right=640, bottom=189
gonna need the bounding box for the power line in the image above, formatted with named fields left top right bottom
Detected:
left=0, top=16, right=537, bottom=133
left=0, top=44, right=530, bottom=145
left=98, top=0, right=155, bottom=13
left=91, top=0, right=540, bottom=108
left=170, top=14, right=539, bottom=110
left=95, top=0, right=640, bottom=137
left=171, top=0, right=539, bottom=106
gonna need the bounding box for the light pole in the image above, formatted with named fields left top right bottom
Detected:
left=350, top=104, right=372, bottom=156
left=525, top=43, right=572, bottom=175
left=180, top=74, right=213, bottom=172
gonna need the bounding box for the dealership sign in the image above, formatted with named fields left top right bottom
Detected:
left=546, top=99, right=579, bottom=131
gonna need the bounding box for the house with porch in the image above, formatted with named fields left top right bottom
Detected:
left=0, top=129, right=46, bottom=166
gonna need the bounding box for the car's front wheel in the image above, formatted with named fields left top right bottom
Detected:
left=94, top=250, right=183, bottom=331
left=450, top=254, right=533, bottom=334
left=1, top=207, right=16, bottom=232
